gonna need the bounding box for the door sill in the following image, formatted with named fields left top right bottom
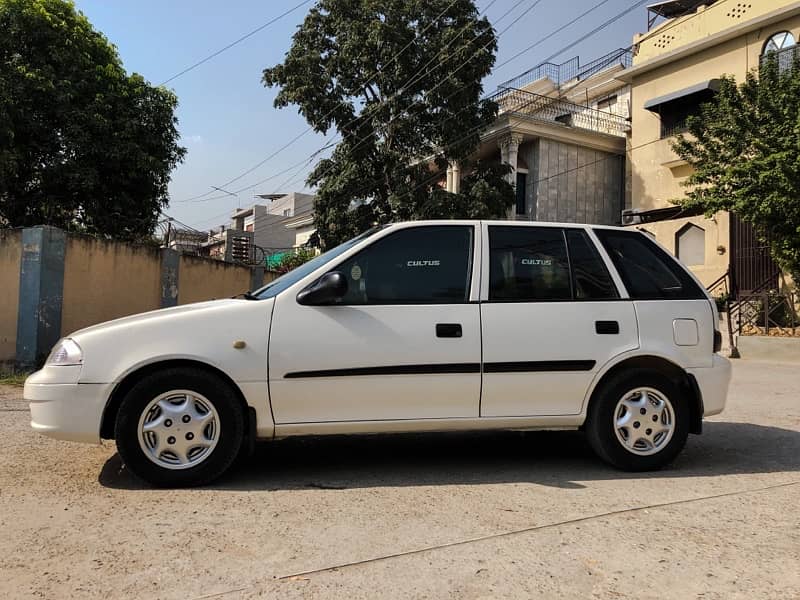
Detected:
left=273, top=415, right=582, bottom=437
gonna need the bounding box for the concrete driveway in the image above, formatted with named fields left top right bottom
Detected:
left=1, top=359, right=798, bottom=599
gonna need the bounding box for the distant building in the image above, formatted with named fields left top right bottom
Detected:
left=453, top=48, right=633, bottom=225
left=619, top=0, right=799, bottom=290
left=231, top=192, right=316, bottom=250
left=198, top=226, right=255, bottom=263
left=164, top=227, right=207, bottom=254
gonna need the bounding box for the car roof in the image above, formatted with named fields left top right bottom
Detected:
left=384, top=220, right=627, bottom=231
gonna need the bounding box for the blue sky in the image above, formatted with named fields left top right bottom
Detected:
left=72, top=0, right=650, bottom=230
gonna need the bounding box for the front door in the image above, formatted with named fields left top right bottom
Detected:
left=479, top=225, right=639, bottom=417
left=268, top=224, right=482, bottom=424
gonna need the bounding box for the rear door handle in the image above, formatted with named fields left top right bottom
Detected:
left=436, top=323, right=462, bottom=338
left=595, top=320, right=620, bottom=335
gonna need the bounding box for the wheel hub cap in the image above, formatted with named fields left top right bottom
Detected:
left=137, top=390, right=220, bottom=470
left=613, top=387, right=675, bottom=456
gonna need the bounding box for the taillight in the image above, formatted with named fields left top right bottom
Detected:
left=713, top=329, right=722, bottom=353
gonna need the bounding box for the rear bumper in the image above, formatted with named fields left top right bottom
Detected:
left=688, top=354, right=732, bottom=417
left=25, top=369, right=111, bottom=444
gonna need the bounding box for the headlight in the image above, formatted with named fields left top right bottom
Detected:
left=46, top=338, right=83, bottom=366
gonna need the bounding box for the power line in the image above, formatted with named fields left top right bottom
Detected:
left=159, top=0, right=313, bottom=87
left=492, top=0, right=615, bottom=73
left=185, top=0, right=663, bottom=227
left=177, top=0, right=467, bottom=202
left=187, top=0, right=534, bottom=205
left=182, top=0, right=520, bottom=205
left=213, top=0, right=499, bottom=196
left=537, top=0, right=650, bottom=65
left=274, top=0, right=544, bottom=195
left=296, top=0, right=660, bottom=200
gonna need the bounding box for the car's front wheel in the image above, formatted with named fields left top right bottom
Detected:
left=115, top=368, right=244, bottom=487
left=585, top=370, right=689, bottom=471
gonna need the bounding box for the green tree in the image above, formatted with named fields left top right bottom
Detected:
left=671, top=56, right=800, bottom=280
left=263, top=0, right=513, bottom=248
left=0, top=0, right=186, bottom=241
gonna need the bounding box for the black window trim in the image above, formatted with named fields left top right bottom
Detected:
left=484, top=225, right=622, bottom=304
left=320, top=224, right=477, bottom=307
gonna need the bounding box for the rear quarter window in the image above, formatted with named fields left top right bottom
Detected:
left=594, top=229, right=705, bottom=300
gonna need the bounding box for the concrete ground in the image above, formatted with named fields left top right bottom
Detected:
left=1, top=359, right=798, bottom=599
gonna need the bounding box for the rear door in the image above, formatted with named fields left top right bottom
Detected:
left=593, top=228, right=715, bottom=368
left=479, top=224, right=639, bottom=417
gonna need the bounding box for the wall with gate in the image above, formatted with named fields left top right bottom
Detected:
left=0, top=226, right=278, bottom=365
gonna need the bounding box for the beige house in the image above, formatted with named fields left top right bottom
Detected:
left=458, top=49, right=633, bottom=225
left=619, top=0, right=800, bottom=291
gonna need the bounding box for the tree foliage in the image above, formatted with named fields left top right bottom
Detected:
left=263, top=0, right=513, bottom=248
left=0, top=0, right=186, bottom=240
left=672, top=56, right=800, bottom=279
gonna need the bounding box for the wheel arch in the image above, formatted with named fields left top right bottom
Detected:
left=584, top=354, right=704, bottom=435
left=100, top=359, right=249, bottom=440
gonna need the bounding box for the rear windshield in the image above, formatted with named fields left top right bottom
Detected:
left=594, top=229, right=705, bottom=300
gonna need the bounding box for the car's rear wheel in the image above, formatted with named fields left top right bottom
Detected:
left=115, top=368, right=244, bottom=487
left=585, top=370, right=689, bottom=471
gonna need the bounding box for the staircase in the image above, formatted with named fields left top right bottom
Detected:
left=708, top=271, right=798, bottom=357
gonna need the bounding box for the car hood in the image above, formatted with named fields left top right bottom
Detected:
left=72, top=297, right=275, bottom=384
left=69, top=299, right=249, bottom=338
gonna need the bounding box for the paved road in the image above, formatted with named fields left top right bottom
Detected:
left=1, top=359, right=798, bottom=599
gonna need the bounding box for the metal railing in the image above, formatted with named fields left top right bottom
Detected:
left=660, top=117, right=692, bottom=140
left=488, top=87, right=629, bottom=137
left=706, top=270, right=730, bottom=299
left=729, top=290, right=798, bottom=337
left=498, top=48, right=633, bottom=90
left=760, top=44, right=800, bottom=72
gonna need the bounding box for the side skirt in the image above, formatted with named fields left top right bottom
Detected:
left=271, top=415, right=584, bottom=438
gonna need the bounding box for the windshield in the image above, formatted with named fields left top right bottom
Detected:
left=252, top=227, right=382, bottom=299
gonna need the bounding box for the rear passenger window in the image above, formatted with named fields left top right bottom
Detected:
left=335, top=226, right=473, bottom=304
left=566, top=230, right=618, bottom=300
left=489, top=227, right=571, bottom=301
left=594, top=229, right=705, bottom=300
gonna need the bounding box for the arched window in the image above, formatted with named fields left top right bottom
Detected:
left=675, top=223, right=705, bottom=266
left=763, top=31, right=796, bottom=55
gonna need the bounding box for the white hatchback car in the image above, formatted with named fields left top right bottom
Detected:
left=26, top=221, right=731, bottom=486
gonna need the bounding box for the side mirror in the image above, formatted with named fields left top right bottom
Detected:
left=296, top=271, right=348, bottom=305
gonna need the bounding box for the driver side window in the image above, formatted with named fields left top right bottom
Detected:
left=335, top=226, right=473, bottom=305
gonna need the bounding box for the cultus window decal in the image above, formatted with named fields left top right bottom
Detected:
left=406, top=260, right=441, bottom=267
left=520, top=258, right=553, bottom=266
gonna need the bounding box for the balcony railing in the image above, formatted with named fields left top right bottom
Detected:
left=760, top=44, right=800, bottom=72
left=487, top=87, right=630, bottom=138
left=498, top=48, right=633, bottom=91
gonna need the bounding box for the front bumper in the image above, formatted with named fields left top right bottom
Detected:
left=25, top=367, right=112, bottom=444
left=687, top=354, right=732, bottom=417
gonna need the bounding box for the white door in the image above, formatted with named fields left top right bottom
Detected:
left=479, top=225, right=639, bottom=417
left=269, top=224, right=482, bottom=424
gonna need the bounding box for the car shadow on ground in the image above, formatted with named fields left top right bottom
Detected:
left=98, top=420, right=800, bottom=491
left=98, top=422, right=800, bottom=491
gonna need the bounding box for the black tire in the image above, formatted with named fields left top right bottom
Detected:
left=114, top=368, right=245, bottom=487
left=585, top=369, right=689, bottom=471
